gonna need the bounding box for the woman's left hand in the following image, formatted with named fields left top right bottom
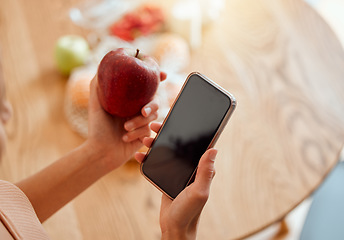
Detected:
left=85, top=74, right=164, bottom=170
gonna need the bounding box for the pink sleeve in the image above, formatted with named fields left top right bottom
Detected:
left=0, top=180, right=50, bottom=240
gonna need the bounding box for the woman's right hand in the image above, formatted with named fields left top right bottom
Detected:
left=135, top=122, right=217, bottom=240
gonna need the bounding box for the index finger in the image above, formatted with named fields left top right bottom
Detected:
left=142, top=99, right=159, bottom=117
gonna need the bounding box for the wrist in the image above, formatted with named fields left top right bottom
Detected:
left=79, top=140, right=118, bottom=174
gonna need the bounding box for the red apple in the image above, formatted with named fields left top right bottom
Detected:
left=97, top=48, right=162, bottom=118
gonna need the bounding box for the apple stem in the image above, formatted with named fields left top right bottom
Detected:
left=135, top=49, right=140, bottom=58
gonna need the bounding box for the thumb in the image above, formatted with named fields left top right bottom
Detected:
left=89, top=75, right=101, bottom=112
left=193, top=149, right=217, bottom=195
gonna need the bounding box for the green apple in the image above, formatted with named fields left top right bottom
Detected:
left=54, top=35, right=90, bottom=75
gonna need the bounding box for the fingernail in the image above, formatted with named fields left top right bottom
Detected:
left=209, top=149, right=218, bottom=162
left=125, top=121, right=134, bottom=131
left=144, top=107, right=151, bottom=116
left=210, top=170, right=215, bottom=179
left=122, top=135, right=129, bottom=142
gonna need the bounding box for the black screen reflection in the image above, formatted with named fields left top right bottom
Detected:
left=142, top=75, right=231, bottom=199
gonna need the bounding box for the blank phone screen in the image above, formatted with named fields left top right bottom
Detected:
left=141, top=74, right=232, bottom=199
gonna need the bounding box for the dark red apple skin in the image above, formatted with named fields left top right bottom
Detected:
left=97, top=48, right=160, bottom=118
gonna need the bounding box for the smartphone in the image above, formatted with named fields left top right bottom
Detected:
left=140, top=72, right=236, bottom=199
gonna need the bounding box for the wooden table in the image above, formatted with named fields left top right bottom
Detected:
left=1, top=0, right=344, bottom=239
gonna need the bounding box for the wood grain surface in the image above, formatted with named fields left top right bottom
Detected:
left=1, top=0, right=344, bottom=239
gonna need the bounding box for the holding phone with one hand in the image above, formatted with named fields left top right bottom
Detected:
left=140, top=72, right=236, bottom=199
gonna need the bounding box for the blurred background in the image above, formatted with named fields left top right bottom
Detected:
left=1, top=0, right=344, bottom=239
left=306, top=0, right=344, bottom=46
left=250, top=2, right=344, bottom=239
left=40, top=0, right=344, bottom=139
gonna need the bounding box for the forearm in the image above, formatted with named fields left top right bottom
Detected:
left=161, top=230, right=196, bottom=240
left=15, top=141, right=112, bottom=222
